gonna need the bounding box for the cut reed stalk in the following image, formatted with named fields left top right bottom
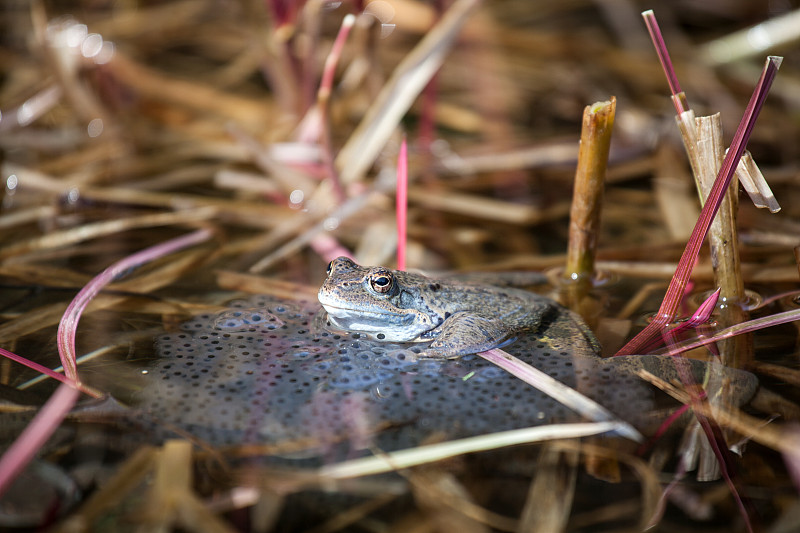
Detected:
left=564, top=97, right=615, bottom=283
left=562, top=98, right=615, bottom=320
left=667, top=100, right=753, bottom=369
left=693, top=113, right=750, bottom=368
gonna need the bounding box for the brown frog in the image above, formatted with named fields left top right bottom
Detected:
left=318, top=257, right=562, bottom=359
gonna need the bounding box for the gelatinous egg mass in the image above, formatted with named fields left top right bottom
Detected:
left=135, top=295, right=757, bottom=458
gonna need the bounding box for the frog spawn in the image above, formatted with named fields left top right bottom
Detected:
left=138, top=295, right=749, bottom=457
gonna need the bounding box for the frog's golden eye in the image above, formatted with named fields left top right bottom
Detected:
left=326, top=261, right=333, bottom=276
left=369, top=273, right=393, bottom=293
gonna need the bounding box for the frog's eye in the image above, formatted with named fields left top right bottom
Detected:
left=369, top=273, right=393, bottom=294
left=326, top=261, right=333, bottom=276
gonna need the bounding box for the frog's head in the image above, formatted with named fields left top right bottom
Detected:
left=317, top=257, right=442, bottom=342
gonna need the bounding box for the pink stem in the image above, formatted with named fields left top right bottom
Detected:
left=396, top=137, right=409, bottom=270
left=0, top=383, right=81, bottom=498
left=642, top=10, right=687, bottom=114
left=0, top=346, right=82, bottom=391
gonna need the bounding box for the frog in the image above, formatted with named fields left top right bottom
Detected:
left=317, top=256, right=569, bottom=359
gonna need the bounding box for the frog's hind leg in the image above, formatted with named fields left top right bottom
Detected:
left=422, top=313, right=510, bottom=359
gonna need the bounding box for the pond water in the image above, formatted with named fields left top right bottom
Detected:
left=135, top=294, right=758, bottom=458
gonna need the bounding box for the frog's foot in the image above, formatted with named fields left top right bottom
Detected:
left=420, top=313, right=511, bottom=359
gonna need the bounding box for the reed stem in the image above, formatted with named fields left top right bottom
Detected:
left=564, top=98, right=616, bottom=282
left=693, top=114, right=751, bottom=367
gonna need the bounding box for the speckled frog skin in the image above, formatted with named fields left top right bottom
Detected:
left=318, top=257, right=561, bottom=359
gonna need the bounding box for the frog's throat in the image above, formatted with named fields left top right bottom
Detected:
left=321, top=305, right=431, bottom=342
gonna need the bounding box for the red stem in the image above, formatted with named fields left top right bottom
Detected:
left=0, top=347, right=100, bottom=397
left=642, top=10, right=687, bottom=114
left=0, top=383, right=81, bottom=498
left=396, top=137, right=409, bottom=270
